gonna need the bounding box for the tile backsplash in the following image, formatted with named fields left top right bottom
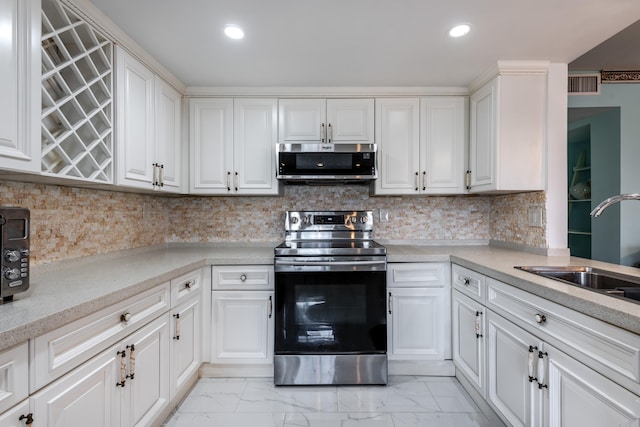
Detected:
left=1, top=180, right=547, bottom=266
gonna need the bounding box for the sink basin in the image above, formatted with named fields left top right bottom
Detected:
left=514, top=266, right=640, bottom=303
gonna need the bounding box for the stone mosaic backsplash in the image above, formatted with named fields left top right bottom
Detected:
left=0, top=180, right=547, bottom=266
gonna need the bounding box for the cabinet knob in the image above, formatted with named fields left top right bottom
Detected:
left=534, top=313, right=546, bottom=324
left=463, top=278, right=470, bottom=286
left=120, top=312, right=132, bottom=323
left=185, top=281, right=192, bottom=289
left=240, top=274, right=247, bottom=282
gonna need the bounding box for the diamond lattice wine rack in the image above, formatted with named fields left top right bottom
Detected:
left=41, top=0, right=113, bottom=182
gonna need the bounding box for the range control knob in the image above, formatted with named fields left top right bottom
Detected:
left=360, top=215, right=368, bottom=223
left=5, top=250, right=20, bottom=263
left=290, top=216, right=299, bottom=224
left=302, top=216, right=310, bottom=224
left=4, top=268, right=20, bottom=281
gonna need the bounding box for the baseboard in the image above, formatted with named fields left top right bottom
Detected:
left=455, top=370, right=506, bottom=427
left=388, top=359, right=455, bottom=376
left=199, top=362, right=274, bottom=378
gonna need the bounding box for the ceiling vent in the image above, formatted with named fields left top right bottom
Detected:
left=568, top=73, right=601, bottom=95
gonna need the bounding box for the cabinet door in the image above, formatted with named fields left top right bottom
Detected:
left=189, top=98, right=233, bottom=193
left=469, top=78, right=497, bottom=191
left=278, top=99, right=326, bottom=144
left=31, top=344, right=121, bottom=427
left=0, top=400, right=31, bottom=427
left=211, top=291, right=274, bottom=364
left=0, top=0, right=39, bottom=173
left=116, top=47, right=156, bottom=188
left=154, top=77, right=182, bottom=192
left=487, top=310, right=542, bottom=427
left=421, top=97, right=466, bottom=194
left=373, top=98, right=420, bottom=195
left=452, top=291, right=486, bottom=398
left=170, top=297, right=201, bottom=400
left=545, top=344, right=640, bottom=427
left=326, top=99, right=374, bottom=144
left=122, top=315, right=170, bottom=427
left=233, top=98, right=279, bottom=194
left=387, top=287, right=445, bottom=360
left=0, top=342, right=28, bottom=414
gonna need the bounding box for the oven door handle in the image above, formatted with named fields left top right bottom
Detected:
left=275, top=260, right=386, bottom=267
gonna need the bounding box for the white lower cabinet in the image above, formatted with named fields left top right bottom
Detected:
left=31, top=314, right=170, bottom=427
left=546, top=343, right=640, bottom=427
left=210, top=291, right=274, bottom=364
left=386, top=263, right=451, bottom=372
left=486, top=310, right=543, bottom=427
left=170, top=297, right=201, bottom=399
left=0, top=343, right=28, bottom=415
left=452, top=263, right=640, bottom=427
left=452, top=290, right=486, bottom=397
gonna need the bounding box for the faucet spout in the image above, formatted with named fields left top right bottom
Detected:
left=590, top=193, right=640, bottom=217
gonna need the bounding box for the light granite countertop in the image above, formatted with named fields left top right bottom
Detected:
left=1, top=242, right=639, bottom=353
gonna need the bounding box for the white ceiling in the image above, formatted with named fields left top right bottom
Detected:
left=88, top=0, right=640, bottom=88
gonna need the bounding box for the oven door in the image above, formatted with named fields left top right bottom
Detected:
left=274, top=268, right=387, bottom=355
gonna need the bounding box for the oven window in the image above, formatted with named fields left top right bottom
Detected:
left=275, top=271, right=386, bottom=354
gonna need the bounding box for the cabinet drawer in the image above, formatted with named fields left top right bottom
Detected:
left=452, top=264, right=485, bottom=302
left=486, top=277, right=640, bottom=389
left=387, top=262, right=448, bottom=288
left=0, top=342, right=28, bottom=414
left=212, top=265, right=274, bottom=290
left=171, top=268, right=202, bottom=307
left=32, top=283, right=170, bottom=391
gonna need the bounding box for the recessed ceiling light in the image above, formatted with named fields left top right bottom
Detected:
left=224, top=25, right=244, bottom=40
left=449, top=24, right=470, bottom=38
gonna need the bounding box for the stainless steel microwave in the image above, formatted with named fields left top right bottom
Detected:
left=1, top=207, right=30, bottom=302
left=276, top=143, right=377, bottom=184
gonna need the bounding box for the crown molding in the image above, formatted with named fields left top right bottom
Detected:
left=184, top=86, right=469, bottom=97
left=468, top=60, right=551, bottom=93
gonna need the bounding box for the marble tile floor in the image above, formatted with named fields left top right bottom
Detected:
left=163, top=376, right=497, bottom=427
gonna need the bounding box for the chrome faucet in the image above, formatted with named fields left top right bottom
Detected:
left=590, top=193, right=640, bottom=217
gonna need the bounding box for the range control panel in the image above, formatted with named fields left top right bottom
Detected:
left=285, top=210, right=374, bottom=232
left=1, top=207, right=30, bottom=302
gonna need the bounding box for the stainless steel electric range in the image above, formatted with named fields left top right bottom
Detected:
left=273, top=210, right=387, bottom=385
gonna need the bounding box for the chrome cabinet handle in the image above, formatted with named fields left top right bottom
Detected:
left=537, top=351, right=549, bottom=389
left=422, top=171, right=426, bottom=191
left=528, top=345, right=537, bottom=382
left=475, top=311, right=483, bottom=338
left=159, top=164, right=164, bottom=187
left=321, top=123, right=326, bottom=143
left=126, top=344, right=136, bottom=379
left=465, top=170, right=471, bottom=190
left=234, top=171, right=239, bottom=192
left=388, top=292, right=393, bottom=315
left=116, top=350, right=127, bottom=387
left=415, top=172, right=419, bottom=191
left=328, top=123, right=333, bottom=143
left=268, top=295, right=273, bottom=318
left=227, top=171, right=231, bottom=191
left=173, top=313, right=181, bottom=340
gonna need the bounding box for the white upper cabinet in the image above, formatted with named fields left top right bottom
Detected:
left=0, top=0, right=40, bottom=173
left=421, top=97, right=466, bottom=193
left=190, top=98, right=279, bottom=195
left=116, top=47, right=182, bottom=192
left=373, top=97, right=466, bottom=195
left=278, top=99, right=373, bottom=145
left=468, top=71, right=546, bottom=193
